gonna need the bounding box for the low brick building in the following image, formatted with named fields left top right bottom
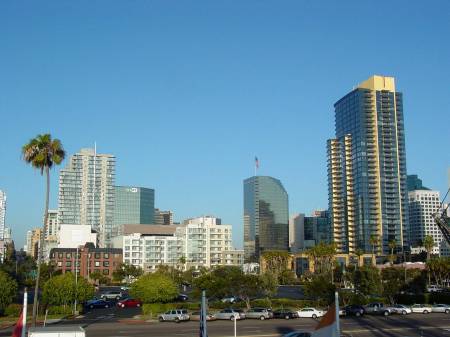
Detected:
left=49, top=243, right=122, bottom=279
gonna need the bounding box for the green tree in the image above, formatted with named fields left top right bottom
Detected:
left=112, top=263, right=143, bottom=284
left=423, top=235, right=434, bottom=261
left=304, top=274, right=336, bottom=305
left=130, top=273, right=178, bottom=304
left=381, top=267, right=405, bottom=304
left=306, top=243, right=336, bottom=281
left=0, top=271, right=18, bottom=314
left=261, top=251, right=291, bottom=283
left=427, top=257, right=450, bottom=287
left=39, top=262, right=61, bottom=284
left=89, top=271, right=110, bottom=286
left=352, top=266, right=382, bottom=297
left=22, top=134, right=65, bottom=326
left=354, top=249, right=364, bottom=269
left=42, top=272, right=94, bottom=308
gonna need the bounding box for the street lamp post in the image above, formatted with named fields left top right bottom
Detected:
left=74, top=247, right=79, bottom=315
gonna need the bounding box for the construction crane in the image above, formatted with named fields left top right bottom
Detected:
left=432, top=187, right=450, bottom=245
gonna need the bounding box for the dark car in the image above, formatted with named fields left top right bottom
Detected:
left=176, top=294, right=189, bottom=302
left=85, top=299, right=113, bottom=309
left=344, top=305, right=365, bottom=317
left=273, top=309, right=298, bottom=320
left=116, top=298, right=142, bottom=308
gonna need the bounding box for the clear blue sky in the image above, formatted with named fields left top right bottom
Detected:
left=1, top=1, right=449, bottom=249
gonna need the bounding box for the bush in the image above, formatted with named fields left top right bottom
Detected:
left=131, top=274, right=178, bottom=304
left=46, top=305, right=81, bottom=315
left=271, top=298, right=316, bottom=308
left=142, top=303, right=170, bottom=317
left=250, top=298, right=272, bottom=308
left=429, top=292, right=450, bottom=304
left=4, top=304, right=22, bottom=317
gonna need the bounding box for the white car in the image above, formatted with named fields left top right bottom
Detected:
left=391, top=304, right=412, bottom=315
left=427, top=285, right=443, bottom=292
left=297, top=308, right=325, bottom=319
left=411, top=304, right=432, bottom=314
left=432, top=304, right=450, bottom=314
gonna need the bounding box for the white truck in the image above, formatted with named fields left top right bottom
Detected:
left=28, top=326, right=85, bottom=337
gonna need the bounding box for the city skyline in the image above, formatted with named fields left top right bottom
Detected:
left=1, top=1, right=449, bottom=249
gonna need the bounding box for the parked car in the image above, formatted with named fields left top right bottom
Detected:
left=116, top=298, right=142, bottom=308
left=120, top=286, right=130, bottom=291
left=411, top=304, right=433, bottom=314
left=85, top=299, right=113, bottom=309
left=297, top=308, right=325, bottom=319
left=176, top=294, right=189, bottom=302
left=391, top=304, right=412, bottom=315
left=427, top=285, right=443, bottom=292
left=273, top=309, right=298, bottom=320
left=282, top=332, right=311, bottom=337
left=221, top=296, right=241, bottom=303
left=432, top=304, right=450, bottom=314
left=189, top=311, right=216, bottom=321
left=215, top=309, right=242, bottom=320
left=245, top=308, right=272, bottom=320
left=158, top=309, right=190, bottom=323
left=100, top=291, right=123, bottom=300
left=364, top=302, right=387, bottom=315
left=344, top=305, right=365, bottom=317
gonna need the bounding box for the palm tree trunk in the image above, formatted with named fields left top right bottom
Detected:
left=32, top=167, right=50, bottom=326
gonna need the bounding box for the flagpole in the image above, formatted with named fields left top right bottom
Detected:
left=335, top=291, right=340, bottom=336
left=22, top=288, right=27, bottom=337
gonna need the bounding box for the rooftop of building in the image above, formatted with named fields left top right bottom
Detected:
left=357, top=75, right=396, bottom=92
left=121, top=224, right=180, bottom=236
left=50, top=242, right=122, bottom=254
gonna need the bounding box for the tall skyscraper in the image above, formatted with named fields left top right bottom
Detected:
left=113, top=186, right=155, bottom=235
left=327, top=75, right=409, bottom=255
left=58, top=148, right=116, bottom=247
left=407, top=174, right=429, bottom=192
left=409, top=189, right=448, bottom=256
left=0, top=190, right=5, bottom=241
left=243, top=176, right=289, bottom=262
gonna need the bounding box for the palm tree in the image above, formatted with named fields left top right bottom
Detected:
left=423, top=235, right=434, bottom=285
left=22, top=134, right=65, bottom=326
left=354, top=249, right=364, bottom=269
left=388, top=240, right=396, bottom=265
left=423, top=235, right=434, bottom=261
left=369, top=235, right=379, bottom=261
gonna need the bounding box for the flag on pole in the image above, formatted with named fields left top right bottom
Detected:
left=311, top=292, right=340, bottom=337
left=11, top=310, right=24, bottom=337
left=255, top=156, right=259, bottom=169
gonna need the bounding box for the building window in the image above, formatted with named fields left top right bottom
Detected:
left=66, top=261, right=72, bottom=267
left=103, top=269, right=109, bottom=275
left=103, top=261, right=110, bottom=267
left=57, top=261, right=62, bottom=267
left=125, top=252, right=130, bottom=258
left=95, top=253, right=101, bottom=259
left=58, top=253, right=63, bottom=258
left=95, top=261, right=100, bottom=267
left=104, top=253, right=109, bottom=259
left=66, top=253, right=72, bottom=259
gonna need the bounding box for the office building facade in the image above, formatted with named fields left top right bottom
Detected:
left=58, top=148, right=115, bottom=247
left=113, top=186, right=155, bottom=235
left=154, top=209, right=174, bottom=225
left=327, top=75, right=409, bottom=255
left=409, top=190, right=448, bottom=256
left=244, top=176, right=289, bottom=261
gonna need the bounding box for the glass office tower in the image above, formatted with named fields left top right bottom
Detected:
left=327, top=75, right=409, bottom=255
left=243, top=176, right=289, bottom=262
left=113, top=186, right=155, bottom=234
left=58, top=148, right=115, bottom=247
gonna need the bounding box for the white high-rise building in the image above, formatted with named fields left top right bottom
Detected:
left=289, top=213, right=305, bottom=253
left=58, top=148, right=115, bottom=247
left=0, top=190, right=6, bottom=240
left=112, top=216, right=244, bottom=272
left=409, top=190, right=448, bottom=256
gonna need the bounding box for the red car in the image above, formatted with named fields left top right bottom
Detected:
left=117, top=298, right=142, bottom=308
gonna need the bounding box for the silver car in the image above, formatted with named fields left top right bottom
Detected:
left=245, top=308, right=272, bottom=320
left=158, top=309, right=190, bottom=323
left=432, top=304, right=450, bottom=314
left=215, top=308, right=243, bottom=320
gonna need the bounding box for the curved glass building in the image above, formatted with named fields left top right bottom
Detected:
left=243, top=176, right=289, bottom=262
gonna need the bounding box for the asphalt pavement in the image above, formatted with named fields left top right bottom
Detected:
left=2, top=306, right=449, bottom=337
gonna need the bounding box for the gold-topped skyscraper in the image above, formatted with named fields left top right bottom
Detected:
left=327, top=75, right=409, bottom=255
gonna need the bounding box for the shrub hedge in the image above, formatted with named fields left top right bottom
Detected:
left=4, top=304, right=22, bottom=317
